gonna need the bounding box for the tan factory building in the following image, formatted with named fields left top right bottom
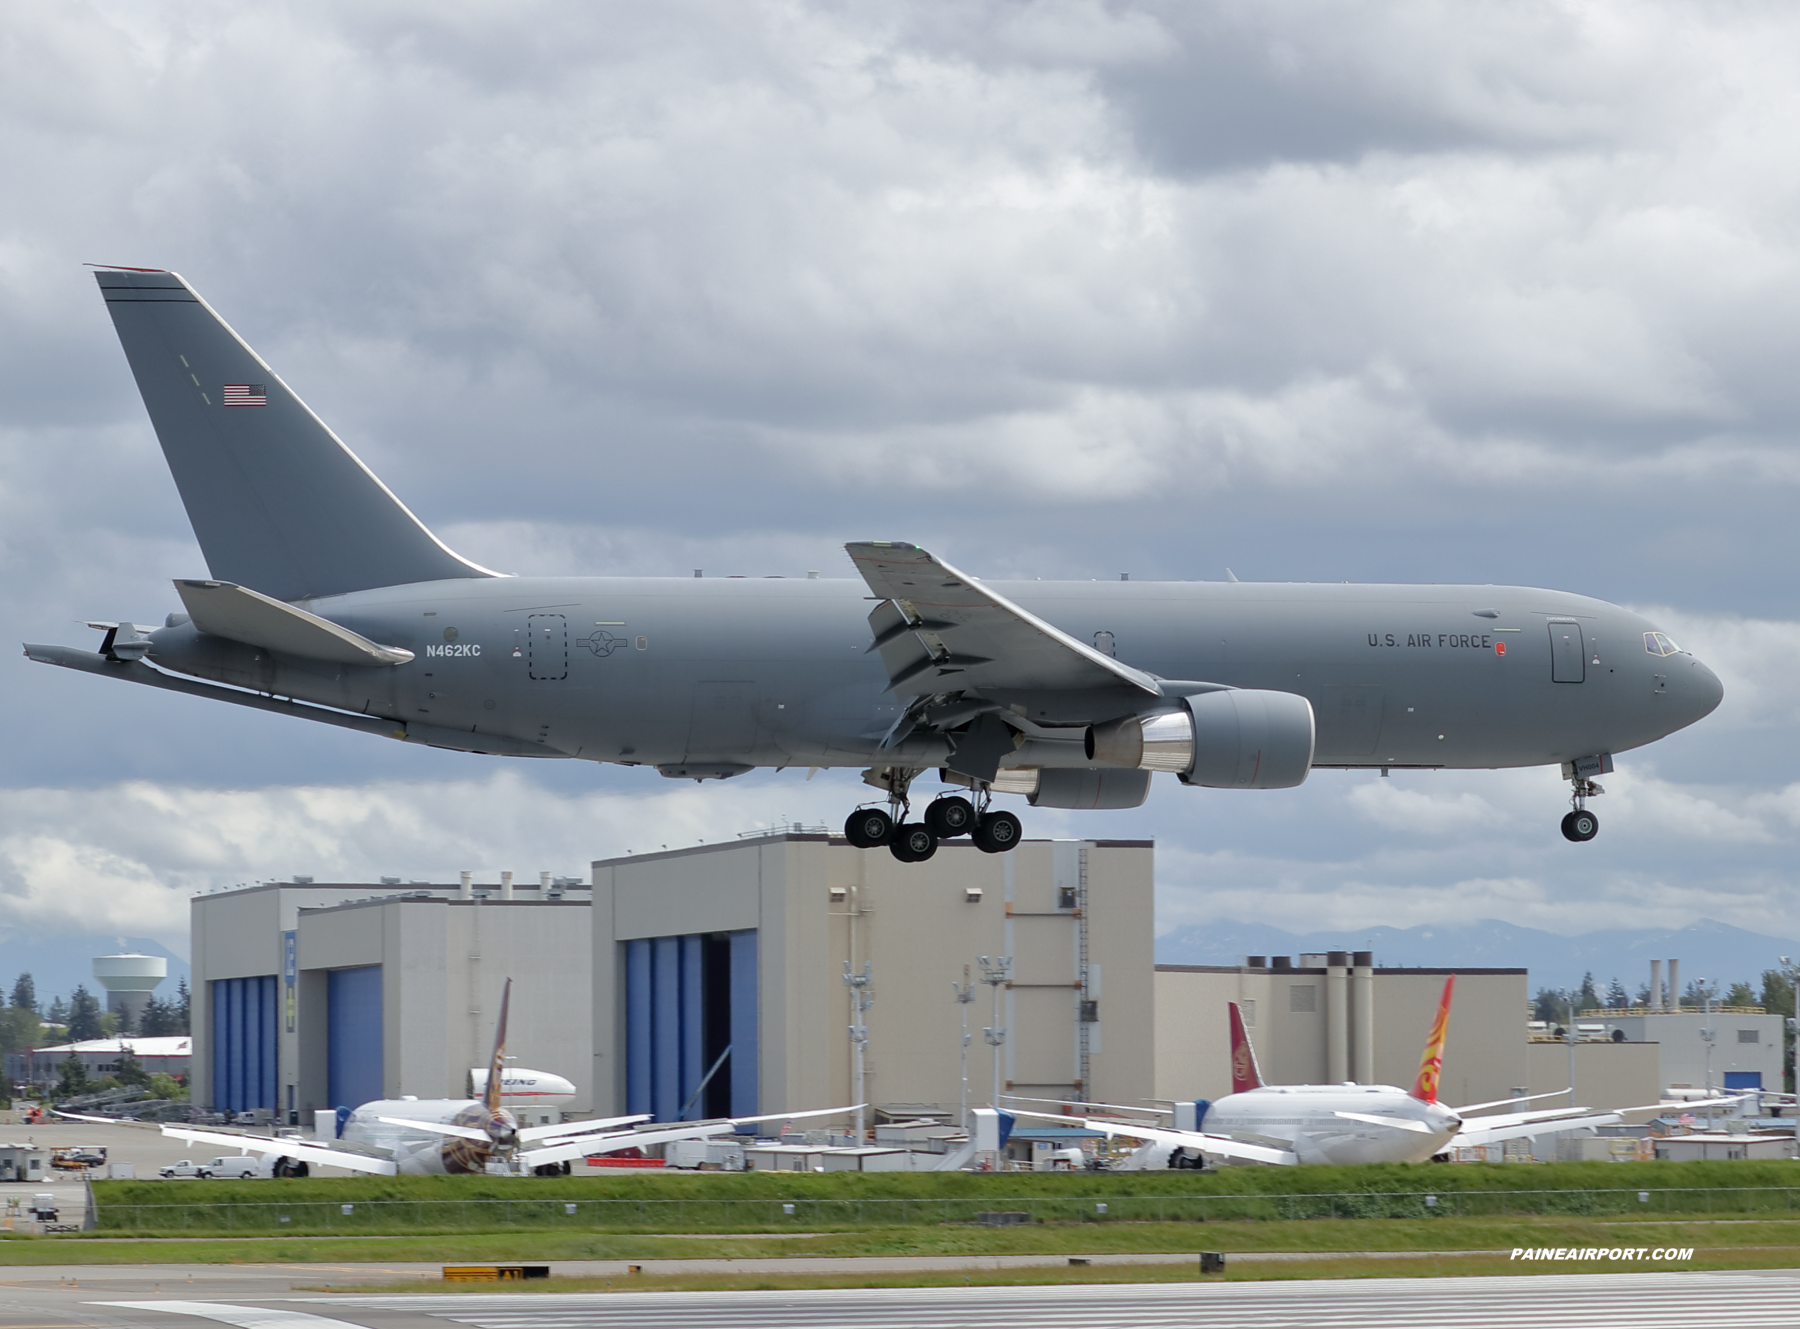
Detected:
left=1155, top=959, right=1529, bottom=1111
left=591, top=836, right=1155, bottom=1121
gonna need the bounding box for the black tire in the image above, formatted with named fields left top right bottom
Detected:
left=844, top=808, right=894, bottom=848
left=889, top=823, right=938, bottom=862
left=293, top=1161, right=309, bottom=1177
left=925, top=796, right=975, bottom=838
left=1564, top=809, right=1599, bottom=842
left=973, top=809, right=1023, bottom=853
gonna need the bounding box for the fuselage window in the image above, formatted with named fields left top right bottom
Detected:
left=1643, top=631, right=1680, bottom=657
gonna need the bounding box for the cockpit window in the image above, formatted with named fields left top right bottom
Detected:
left=1643, top=631, right=1681, bottom=657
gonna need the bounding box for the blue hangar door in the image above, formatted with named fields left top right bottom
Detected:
left=626, top=930, right=757, bottom=1121
left=210, top=975, right=278, bottom=1113
left=327, top=965, right=384, bottom=1110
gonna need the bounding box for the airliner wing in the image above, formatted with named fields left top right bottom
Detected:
left=517, top=1113, right=651, bottom=1145
left=160, top=1124, right=399, bottom=1176
left=1012, top=1110, right=1296, bottom=1166
left=516, top=1122, right=739, bottom=1170
left=847, top=542, right=1160, bottom=700
left=1003, top=1094, right=1163, bottom=1119
left=1453, top=1088, right=1575, bottom=1114
left=374, top=1116, right=490, bottom=1142
left=1450, top=1112, right=1622, bottom=1150
left=1333, top=1111, right=1436, bottom=1134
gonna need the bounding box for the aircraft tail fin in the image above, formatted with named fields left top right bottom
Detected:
left=1410, top=974, right=1456, bottom=1102
left=96, top=269, right=499, bottom=602
left=483, top=978, right=512, bottom=1114
left=1227, top=1001, right=1263, bottom=1093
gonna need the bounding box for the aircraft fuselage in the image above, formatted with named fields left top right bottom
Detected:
left=142, top=573, right=1723, bottom=776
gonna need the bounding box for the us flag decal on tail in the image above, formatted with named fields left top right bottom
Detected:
left=222, top=383, right=267, bottom=407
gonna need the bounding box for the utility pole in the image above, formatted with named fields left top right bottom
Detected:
left=953, top=966, right=976, bottom=1132
left=1781, top=957, right=1799, bottom=1107
left=842, top=961, right=873, bottom=1139
left=978, top=955, right=1012, bottom=1110
left=1698, top=977, right=1717, bottom=1101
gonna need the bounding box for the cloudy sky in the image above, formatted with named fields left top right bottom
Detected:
left=5, top=0, right=1800, bottom=967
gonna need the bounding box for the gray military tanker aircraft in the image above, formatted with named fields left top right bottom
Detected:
left=24, top=269, right=1724, bottom=860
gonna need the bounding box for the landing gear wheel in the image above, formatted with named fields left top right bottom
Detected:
left=1561, top=809, right=1599, bottom=842
left=925, top=796, right=975, bottom=839
left=845, top=808, right=894, bottom=848
left=889, top=823, right=938, bottom=862
left=973, top=809, right=1023, bottom=854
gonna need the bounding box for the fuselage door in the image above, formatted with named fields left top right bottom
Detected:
left=528, top=614, right=568, bottom=681
left=1547, top=619, right=1585, bottom=683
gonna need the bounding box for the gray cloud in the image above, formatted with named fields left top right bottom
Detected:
left=4, top=0, right=1799, bottom=943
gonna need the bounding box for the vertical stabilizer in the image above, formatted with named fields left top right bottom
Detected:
left=1410, top=975, right=1456, bottom=1102
left=484, top=978, right=512, bottom=1114
left=96, top=269, right=499, bottom=601
left=1227, top=1001, right=1263, bottom=1093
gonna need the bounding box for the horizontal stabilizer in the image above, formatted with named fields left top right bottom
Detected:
left=176, top=579, right=413, bottom=665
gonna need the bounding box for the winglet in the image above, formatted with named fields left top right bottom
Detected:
left=1228, top=1001, right=1263, bottom=1093
left=484, top=978, right=512, bottom=1113
left=1410, top=975, right=1455, bottom=1102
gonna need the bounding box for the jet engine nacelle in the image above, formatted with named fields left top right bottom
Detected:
left=1085, top=689, right=1315, bottom=789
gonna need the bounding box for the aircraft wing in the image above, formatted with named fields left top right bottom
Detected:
left=517, top=1122, right=738, bottom=1170
left=517, top=1113, right=651, bottom=1145
left=1333, top=1111, right=1436, bottom=1134
left=1451, top=1112, right=1622, bottom=1150
left=846, top=542, right=1161, bottom=700
left=1453, top=1088, right=1575, bottom=1114
left=374, top=1116, right=490, bottom=1142
left=160, top=1124, right=399, bottom=1176
left=1004, top=1094, right=1163, bottom=1119
left=1012, top=1109, right=1295, bottom=1167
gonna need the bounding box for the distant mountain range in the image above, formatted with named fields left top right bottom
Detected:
left=1154, top=917, right=1799, bottom=994
left=0, top=934, right=190, bottom=1014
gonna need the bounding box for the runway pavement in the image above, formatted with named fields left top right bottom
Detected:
left=0, top=1268, right=1791, bottom=1329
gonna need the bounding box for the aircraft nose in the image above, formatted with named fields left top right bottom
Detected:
left=1682, top=656, right=1725, bottom=724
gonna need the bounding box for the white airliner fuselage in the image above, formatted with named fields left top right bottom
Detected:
left=1197, top=1083, right=1462, bottom=1165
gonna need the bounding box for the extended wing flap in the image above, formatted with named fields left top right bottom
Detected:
left=160, top=1124, right=399, bottom=1176
left=846, top=542, right=1158, bottom=699
left=176, top=579, right=413, bottom=666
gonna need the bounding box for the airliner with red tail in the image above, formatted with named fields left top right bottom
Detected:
left=1013, top=976, right=1717, bottom=1165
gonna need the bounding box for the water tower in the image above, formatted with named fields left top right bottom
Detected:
left=92, top=954, right=168, bottom=1030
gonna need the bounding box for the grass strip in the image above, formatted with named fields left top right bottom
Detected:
left=6, top=1216, right=1800, bottom=1266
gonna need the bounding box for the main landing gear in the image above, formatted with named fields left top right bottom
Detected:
left=1561, top=777, right=1602, bottom=843
left=844, top=788, right=1022, bottom=862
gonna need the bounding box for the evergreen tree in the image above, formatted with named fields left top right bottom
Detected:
left=45, top=995, right=68, bottom=1028
left=0, top=1006, right=41, bottom=1057
left=111, top=1047, right=149, bottom=1088
left=54, top=1053, right=88, bottom=1100
left=176, top=976, right=190, bottom=1034
left=1532, top=987, right=1571, bottom=1024
left=1634, top=981, right=1652, bottom=1006
left=1681, top=979, right=1714, bottom=1009
left=67, top=986, right=103, bottom=1042
left=1605, top=976, right=1630, bottom=1009
left=1724, top=980, right=1758, bottom=1008
left=1760, top=968, right=1796, bottom=1018
left=1575, top=971, right=1601, bottom=1014
left=139, top=995, right=178, bottom=1037
left=11, top=973, right=35, bottom=1014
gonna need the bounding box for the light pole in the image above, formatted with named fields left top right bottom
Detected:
left=842, top=961, right=873, bottom=1139
left=1698, top=978, right=1717, bottom=1101
left=1781, top=957, right=1799, bottom=1109
left=978, top=955, right=1012, bottom=1109
left=953, top=966, right=976, bottom=1132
